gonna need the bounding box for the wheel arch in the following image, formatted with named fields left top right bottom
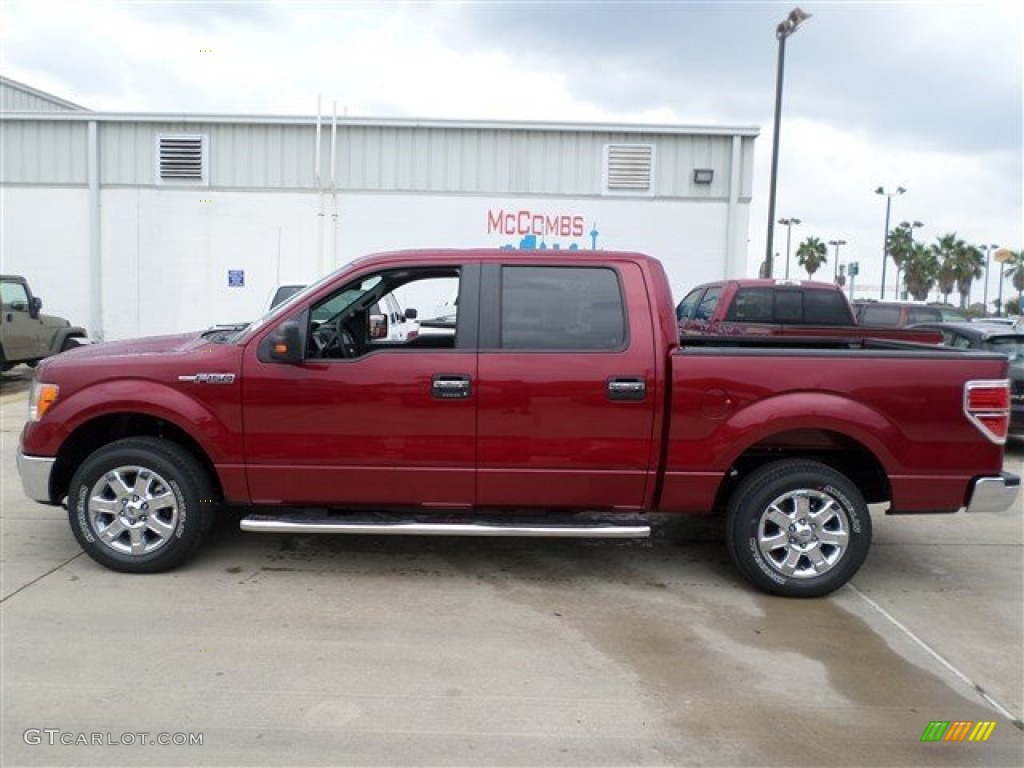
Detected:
left=52, top=413, right=223, bottom=506
left=710, top=427, right=892, bottom=517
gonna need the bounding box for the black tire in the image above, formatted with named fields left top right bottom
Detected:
left=60, top=337, right=81, bottom=353
left=68, top=437, right=218, bottom=573
left=726, top=460, right=872, bottom=597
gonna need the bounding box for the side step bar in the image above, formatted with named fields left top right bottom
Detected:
left=240, top=516, right=650, bottom=539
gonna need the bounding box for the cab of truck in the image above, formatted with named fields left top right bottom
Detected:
left=676, top=279, right=854, bottom=333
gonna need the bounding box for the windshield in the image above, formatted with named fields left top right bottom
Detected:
left=242, top=267, right=348, bottom=338
left=985, top=336, right=1024, bottom=363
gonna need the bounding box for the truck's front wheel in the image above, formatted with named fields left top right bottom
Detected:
left=68, top=438, right=216, bottom=573
left=726, top=460, right=872, bottom=597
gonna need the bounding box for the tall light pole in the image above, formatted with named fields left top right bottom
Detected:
left=993, top=248, right=1014, bottom=316
left=875, top=185, right=906, bottom=299
left=764, top=7, right=812, bottom=280
left=980, top=243, right=999, bottom=314
left=828, top=239, right=847, bottom=282
left=779, top=217, right=801, bottom=279
left=896, top=220, right=923, bottom=299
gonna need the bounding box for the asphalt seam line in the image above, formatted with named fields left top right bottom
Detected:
left=0, top=552, right=84, bottom=605
left=850, top=583, right=1024, bottom=730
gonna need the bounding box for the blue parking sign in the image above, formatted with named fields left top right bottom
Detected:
left=228, top=270, right=245, bottom=287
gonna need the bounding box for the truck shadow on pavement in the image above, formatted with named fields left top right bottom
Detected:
left=1, top=366, right=33, bottom=398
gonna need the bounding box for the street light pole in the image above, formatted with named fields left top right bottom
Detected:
left=828, top=239, right=847, bottom=282
left=779, top=217, right=801, bottom=279
left=875, top=185, right=906, bottom=299
left=764, top=7, right=811, bottom=280
left=980, top=243, right=999, bottom=314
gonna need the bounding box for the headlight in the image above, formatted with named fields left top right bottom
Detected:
left=28, top=381, right=60, bottom=422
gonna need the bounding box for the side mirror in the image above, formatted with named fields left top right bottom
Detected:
left=268, top=320, right=305, bottom=363
left=369, top=313, right=388, bottom=339
left=404, top=307, right=418, bottom=320
left=29, top=296, right=42, bottom=318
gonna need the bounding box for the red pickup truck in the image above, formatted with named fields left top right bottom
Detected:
left=17, top=250, right=1019, bottom=597
left=677, top=279, right=942, bottom=343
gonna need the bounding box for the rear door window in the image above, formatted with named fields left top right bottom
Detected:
left=500, top=266, right=625, bottom=350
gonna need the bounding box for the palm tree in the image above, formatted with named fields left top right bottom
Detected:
left=887, top=224, right=916, bottom=297
left=932, top=233, right=961, bottom=304
left=952, top=242, right=984, bottom=309
left=1005, top=250, right=1024, bottom=315
left=902, top=243, right=938, bottom=301
left=795, top=236, right=828, bottom=279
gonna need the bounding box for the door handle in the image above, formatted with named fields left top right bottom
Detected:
left=607, top=377, right=647, bottom=401
left=432, top=374, right=472, bottom=400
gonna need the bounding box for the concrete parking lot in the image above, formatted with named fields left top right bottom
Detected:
left=1, top=366, right=1022, bottom=767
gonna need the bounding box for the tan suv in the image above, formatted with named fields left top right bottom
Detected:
left=1, top=275, right=88, bottom=371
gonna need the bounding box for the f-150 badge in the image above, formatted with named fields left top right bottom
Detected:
left=178, top=373, right=236, bottom=384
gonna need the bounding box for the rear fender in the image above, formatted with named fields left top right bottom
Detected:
left=716, top=392, right=900, bottom=472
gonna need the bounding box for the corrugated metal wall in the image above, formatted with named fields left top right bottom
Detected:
left=1, top=117, right=755, bottom=201
left=0, top=79, right=81, bottom=112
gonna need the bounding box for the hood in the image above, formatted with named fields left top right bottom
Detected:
left=46, top=332, right=217, bottom=363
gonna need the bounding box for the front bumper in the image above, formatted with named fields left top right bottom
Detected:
left=963, top=472, right=1021, bottom=514
left=16, top=449, right=55, bottom=504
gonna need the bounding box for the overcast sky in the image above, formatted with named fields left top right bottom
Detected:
left=3, top=0, right=1022, bottom=302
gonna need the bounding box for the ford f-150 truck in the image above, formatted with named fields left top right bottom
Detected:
left=677, top=278, right=942, bottom=343
left=17, top=250, right=1020, bottom=597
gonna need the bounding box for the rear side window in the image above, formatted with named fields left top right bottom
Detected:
left=500, top=266, right=625, bottom=350
left=907, top=307, right=942, bottom=324
left=859, top=305, right=902, bottom=325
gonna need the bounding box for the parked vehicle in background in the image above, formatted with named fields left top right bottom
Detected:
left=911, top=321, right=1024, bottom=440
left=1, top=275, right=88, bottom=371
left=266, top=284, right=306, bottom=311
left=853, top=300, right=968, bottom=327
left=972, top=316, right=1024, bottom=330
left=18, top=250, right=1020, bottom=597
left=677, top=280, right=942, bottom=343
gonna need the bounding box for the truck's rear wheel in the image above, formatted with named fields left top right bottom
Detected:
left=726, top=460, right=871, bottom=597
left=68, top=438, right=216, bottom=573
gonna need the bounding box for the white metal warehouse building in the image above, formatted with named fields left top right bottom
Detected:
left=1, top=76, right=758, bottom=341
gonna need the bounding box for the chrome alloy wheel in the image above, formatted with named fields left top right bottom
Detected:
left=87, top=465, right=180, bottom=556
left=756, top=489, right=851, bottom=579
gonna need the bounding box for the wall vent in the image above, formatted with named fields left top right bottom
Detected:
left=604, top=144, right=654, bottom=194
left=157, top=134, right=208, bottom=184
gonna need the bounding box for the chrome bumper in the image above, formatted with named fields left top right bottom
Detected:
left=964, top=472, right=1021, bottom=514
left=16, top=450, right=55, bottom=503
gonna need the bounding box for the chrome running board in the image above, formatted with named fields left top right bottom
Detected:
left=240, top=516, right=649, bottom=539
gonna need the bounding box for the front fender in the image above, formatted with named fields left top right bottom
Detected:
left=22, top=378, right=241, bottom=465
